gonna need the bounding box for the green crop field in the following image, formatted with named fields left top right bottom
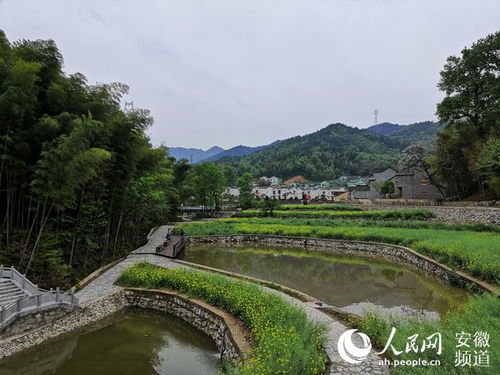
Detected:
left=238, top=209, right=433, bottom=220
left=277, top=204, right=362, bottom=211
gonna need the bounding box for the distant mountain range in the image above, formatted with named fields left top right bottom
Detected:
left=168, top=146, right=223, bottom=163
left=168, top=120, right=440, bottom=180
left=169, top=141, right=280, bottom=163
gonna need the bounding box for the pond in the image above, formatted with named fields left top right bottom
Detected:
left=183, top=244, right=470, bottom=319
left=0, top=309, right=221, bottom=375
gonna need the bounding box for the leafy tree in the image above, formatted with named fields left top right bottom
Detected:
left=380, top=181, right=395, bottom=197
left=437, top=31, right=500, bottom=139
left=478, top=138, right=500, bottom=197
left=188, top=163, right=225, bottom=209
left=260, top=197, right=280, bottom=217
left=478, top=138, right=500, bottom=178
left=236, top=173, right=254, bottom=209
left=434, top=31, right=500, bottom=198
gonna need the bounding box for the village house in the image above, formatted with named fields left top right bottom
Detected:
left=252, top=185, right=347, bottom=201
left=259, top=176, right=281, bottom=186
left=351, top=168, right=443, bottom=200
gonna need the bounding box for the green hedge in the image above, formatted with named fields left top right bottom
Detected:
left=117, top=262, right=326, bottom=375
left=180, top=219, right=500, bottom=285
left=238, top=209, right=433, bottom=220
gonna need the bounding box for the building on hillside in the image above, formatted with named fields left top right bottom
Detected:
left=387, top=172, right=443, bottom=199
left=350, top=167, right=444, bottom=200
left=350, top=184, right=371, bottom=199
left=373, top=168, right=397, bottom=182
left=253, top=185, right=347, bottom=201
left=225, top=187, right=240, bottom=197
left=343, top=176, right=367, bottom=188
left=259, top=176, right=280, bottom=186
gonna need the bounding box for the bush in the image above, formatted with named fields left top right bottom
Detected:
left=117, top=263, right=327, bottom=375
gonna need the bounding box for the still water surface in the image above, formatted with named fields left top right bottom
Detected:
left=0, top=309, right=220, bottom=375
left=183, top=244, right=469, bottom=319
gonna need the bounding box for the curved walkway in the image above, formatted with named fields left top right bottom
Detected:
left=75, top=225, right=388, bottom=374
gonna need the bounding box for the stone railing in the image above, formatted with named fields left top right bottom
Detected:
left=0, top=265, right=40, bottom=296
left=0, top=266, right=78, bottom=330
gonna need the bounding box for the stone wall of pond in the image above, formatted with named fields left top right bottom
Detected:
left=187, top=235, right=494, bottom=294
left=124, top=289, right=243, bottom=361
left=0, top=307, right=71, bottom=340
left=0, top=289, right=247, bottom=362
left=353, top=205, right=500, bottom=225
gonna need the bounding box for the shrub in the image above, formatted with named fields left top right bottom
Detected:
left=117, top=263, right=327, bottom=375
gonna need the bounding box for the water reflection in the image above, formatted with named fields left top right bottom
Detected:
left=183, top=245, right=470, bottom=319
left=0, top=309, right=220, bottom=375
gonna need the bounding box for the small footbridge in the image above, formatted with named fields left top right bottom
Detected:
left=154, top=229, right=186, bottom=258
left=0, top=266, right=78, bottom=330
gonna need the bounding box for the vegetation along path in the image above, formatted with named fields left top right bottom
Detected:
left=74, top=225, right=389, bottom=375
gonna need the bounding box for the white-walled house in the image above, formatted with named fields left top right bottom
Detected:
left=225, top=187, right=240, bottom=197
left=253, top=185, right=346, bottom=201
left=225, top=183, right=348, bottom=202
left=259, top=176, right=280, bottom=186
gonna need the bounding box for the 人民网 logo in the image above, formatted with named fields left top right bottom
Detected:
left=337, top=329, right=372, bottom=364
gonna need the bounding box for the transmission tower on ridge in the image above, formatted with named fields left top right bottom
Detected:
left=124, top=101, right=134, bottom=111
left=374, top=109, right=379, bottom=125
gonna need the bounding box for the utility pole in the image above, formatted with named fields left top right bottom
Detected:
left=374, top=109, right=379, bottom=125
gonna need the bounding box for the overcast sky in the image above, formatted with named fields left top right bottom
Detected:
left=1, top=1, right=499, bottom=149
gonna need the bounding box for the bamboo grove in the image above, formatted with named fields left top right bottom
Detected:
left=0, top=31, right=193, bottom=287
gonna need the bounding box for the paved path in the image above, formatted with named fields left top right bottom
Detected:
left=76, top=226, right=176, bottom=305
left=75, top=224, right=388, bottom=374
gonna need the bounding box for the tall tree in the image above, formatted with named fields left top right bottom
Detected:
left=434, top=31, right=500, bottom=198
left=236, top=173, right=254, bottom=209
left=188, top=163, right=225, bottom=209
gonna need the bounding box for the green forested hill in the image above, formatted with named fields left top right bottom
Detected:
left=219, top=123, right=403, bottom=180
left=387, top=121, right=440, bottom=147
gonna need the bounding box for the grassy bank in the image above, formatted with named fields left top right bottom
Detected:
left=353, top=295, right=499, bottom=374
left=237, top=209, right=433, bottom=220
left=224, top=217, right=500, bottom=233
left=179, top=218, right=500, bottom=285
left=277, top=204, right=362, bottom=211
left=117, top=262, right=326, bottom=375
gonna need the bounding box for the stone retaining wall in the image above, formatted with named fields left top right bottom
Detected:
left=354, top=205, right=500, bottom=225
left=0, top=289, right=249, bottom=362
left=187, top=235, right=496, bottom=294
left=124, top=288, right=245, bottom=361
left=0, top=307, right=71, bottom=340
